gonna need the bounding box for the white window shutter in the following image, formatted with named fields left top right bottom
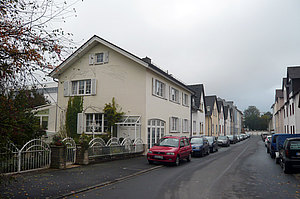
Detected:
left=188, top=120, right=190, bottom=133
left=77, top=113, right=83, bottom=134
left=152, top=78, right=155, bottom=95
left=104, top=51, right=109, bottom=63
left=63, top=81, right=69, bottom=96
left=178, top=91, right=181, bottom=103
left=169, top=86, right=171, bottom=100
left=164, top=84, right=168, bottom=99
left=169, top=117, right=172, bottom=132
left=91, top=79, right=97, bottom=95
left=89, top=54, right=94, bottom=65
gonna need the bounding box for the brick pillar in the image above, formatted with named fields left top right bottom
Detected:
left=76, top=146, right=89, bottom=165
left=50, top=145, right=66, bottom=169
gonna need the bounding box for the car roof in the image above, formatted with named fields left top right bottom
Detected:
left=286, top=137, right=300, bottom=141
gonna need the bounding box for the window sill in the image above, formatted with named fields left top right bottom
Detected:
left=152, top=93, right=167, bottom=100
left=169, top=100, right=180, bottom=105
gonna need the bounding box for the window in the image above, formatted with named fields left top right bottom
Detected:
left=292, top=103, right=295, bottom=115
left=170, top=117, right=179, bottom=132
left=71, top=79, right=93, bottom=95
left=183, top=93, right=189, bottom=106
left=37, top=116, right=48, bottom=130
left=96, top=53, right=104, bottom=63
left=89, top=52, right=109, bottom=65
left=85, top=113, right=107, bottom=133
left=170, top=87, right=179, bottom=103
left=147, top=119, right=165, bottom=149
left=193, top=121, right=196, bottom=133
left=182, top=119, right=189, bottom=133
left=153, top=79, right=166, bottom=98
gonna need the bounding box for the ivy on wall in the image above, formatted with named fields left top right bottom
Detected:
left=103, top=97, right=124, bottom=136
left=66, top=96, right=83, bottom=138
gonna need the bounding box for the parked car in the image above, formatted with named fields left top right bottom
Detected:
left=205, top=136, right=218, bottom=153
left=227, top=135, right=238, bottom=144
left=218, top=136, right=230, bottom=147
left=190, top=136, right=210, bottom=157
left=274, top=134, right=300, bottom=164
left=261, top=132, right=270, bottom=141
left=265, top=135, right=272, bottom=153
left=147, top=136, right=192, bottom=166
left=236, top=135, right=241, bottom=142
left=270, top=134, right=300, bottom=159
left=279, top=138, right=300, bottom=173
left=265, top=135, right=272, bottom=147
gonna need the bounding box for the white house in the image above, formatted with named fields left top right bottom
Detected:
left=217, top=100, right=225, bottom=136
left=188, top=84, right=206, bottom=136
left=50, top=35, right=194, bottom=148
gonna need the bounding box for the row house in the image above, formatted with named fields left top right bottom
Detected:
left=49, top=35, right=194, bottom=149
left=45, top=35, right=244, bottom=146
left=188, top=84, right=206, bottom=136
left=272, top=67, right=300, bottom=134
left=217, top=98, right=243, bottom=136
left=205, top=95, right=219, bottom=136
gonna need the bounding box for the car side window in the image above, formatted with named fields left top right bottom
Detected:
left=184, top=138, right=190, bottom=146
left=180, top=139, right=185, bottom=147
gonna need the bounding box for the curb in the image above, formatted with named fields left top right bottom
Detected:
left=54, top=165, right=163, bottom=198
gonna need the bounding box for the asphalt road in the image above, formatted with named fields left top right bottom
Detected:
left=68, top=136, right=300, bottom=199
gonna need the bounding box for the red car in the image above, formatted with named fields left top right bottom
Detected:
left=147, top=136, right=192, bottom=166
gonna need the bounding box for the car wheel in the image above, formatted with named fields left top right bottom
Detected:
left=207, top=148, right=210, bottom=155
left=200, top=150, right=204, bottom=157
left=148, top=160, right=153, bottom=165
left=187, top=153, right=191, bottom=162
left=174, top=156, right=180, bottom=166
left=283, top=162, right=291, bottom=174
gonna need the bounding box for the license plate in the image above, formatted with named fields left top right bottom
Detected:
left=154, top=155, right=163, bottom=159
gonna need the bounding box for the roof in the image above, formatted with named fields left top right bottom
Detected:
left=275, top=89, right=283, bottom=99
left=50, top=35, right=194, bottom=94
left=187, top=84, right=206, bottom=111
left=287, top=66, right=300, bottom=79
left=205, top=95, right=217, bottom=116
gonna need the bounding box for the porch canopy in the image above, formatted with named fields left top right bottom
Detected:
left=115, top=116, right=141, bottom=140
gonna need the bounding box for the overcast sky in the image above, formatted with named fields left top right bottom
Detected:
left=51, top=0, right=300, bottom=113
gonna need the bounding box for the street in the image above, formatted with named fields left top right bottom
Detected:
left=2, top=135, right=300, bottom=199
left=68, top=136, right=300, bottom=199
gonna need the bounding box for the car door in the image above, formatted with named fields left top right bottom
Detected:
left=179, top=139, right=186, bottom=159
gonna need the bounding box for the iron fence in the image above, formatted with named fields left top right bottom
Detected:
left=0, top=139, right=51, bottom=174
left=88, top=137, right=144, bottom=158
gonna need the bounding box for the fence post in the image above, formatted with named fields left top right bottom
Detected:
left=17, top=150, right=21, bottom=173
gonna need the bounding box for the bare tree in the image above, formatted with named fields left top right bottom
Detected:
left=0, top=0, right=80, bottom=91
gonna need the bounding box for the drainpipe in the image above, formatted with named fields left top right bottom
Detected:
left=190, top=96, right=193, bottom=137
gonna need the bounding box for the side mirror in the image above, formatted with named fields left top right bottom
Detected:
left=154, top=143, right=158, bottom=146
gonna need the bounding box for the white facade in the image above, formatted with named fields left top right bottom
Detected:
left=50, top=35, right=193, bottom=148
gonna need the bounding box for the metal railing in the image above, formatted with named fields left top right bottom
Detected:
left=0, top=139, right=51, bottom=174
left=62, top=137, right=76, bottom=165
left=88, top=137, right=144, bottom=158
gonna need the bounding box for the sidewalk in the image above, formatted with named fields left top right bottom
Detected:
left=0, top=156, right=160, bottom=198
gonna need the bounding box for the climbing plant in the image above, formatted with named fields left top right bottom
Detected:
left=66, top=96, right=83, bottom=138
left=103, top=98, right=124, bottom=136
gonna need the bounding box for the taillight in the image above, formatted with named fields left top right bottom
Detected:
left=285, top=149, right=289, bottom=157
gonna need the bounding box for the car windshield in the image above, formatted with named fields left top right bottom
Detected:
left=157, top=138, right=179, bottom=147
left=190, top=138, right=203, bottom=145
left=206, top=137, right=213, bottom=143
left=218, top=136, right=227, bottom=140
left=289, top=141, right=300, bottom=150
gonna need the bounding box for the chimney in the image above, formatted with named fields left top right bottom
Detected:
left=142, top=57, right=151, bottom=64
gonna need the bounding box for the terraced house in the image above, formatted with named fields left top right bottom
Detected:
left=272, top=66, right=300, bottom=134
left=50, top=35, right=194, bottom=149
